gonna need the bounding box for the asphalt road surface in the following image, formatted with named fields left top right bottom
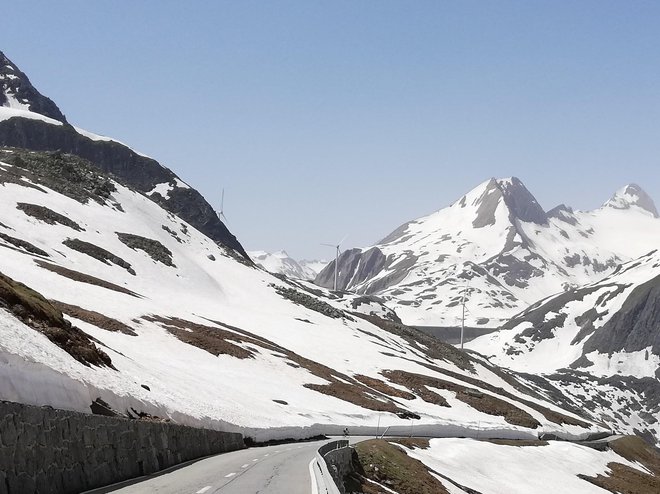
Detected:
left=92, top=437, right=348, bottom=494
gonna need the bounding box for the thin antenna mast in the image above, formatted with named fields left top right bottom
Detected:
left=460, top=277, right=470, bottom=350
left=321, top=235, right=347, bottom=291
left=219, top=188, right=228, bottom=224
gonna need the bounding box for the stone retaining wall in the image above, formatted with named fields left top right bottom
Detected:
left=0, top=400, right=244, bottom=494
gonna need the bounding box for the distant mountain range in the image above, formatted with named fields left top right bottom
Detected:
left=248, top=250, right=328, bottom=279
left=315, top=177, right=660, bottom=328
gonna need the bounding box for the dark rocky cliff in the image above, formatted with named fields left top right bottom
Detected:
left=0, top=117, right=248, bottom=259
left=583, top=274, right=660, bottom=356
left=0, top=50, right=248, bottom=260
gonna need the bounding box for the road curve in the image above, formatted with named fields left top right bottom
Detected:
left=90, top=438, right=340, bottom=494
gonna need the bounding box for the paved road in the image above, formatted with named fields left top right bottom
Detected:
left=92, top=438, right=341, bottom=494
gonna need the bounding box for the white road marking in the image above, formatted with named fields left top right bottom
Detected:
left=224, top=472, right=236, bottom=478
left=241, top=463, right=249, bottom=468
left=308, top=458, right=318, bottom=494
left=274, top=450, right=280, bottom=453
left=196, top=487, right=212, bottom=494
left=263, top=453, right=269, bottom=457
left=252, top=458, right=258, bottom=462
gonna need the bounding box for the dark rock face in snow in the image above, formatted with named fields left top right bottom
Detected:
left=499, top=177, right=549, bottom=225
left=547, top=204, right=578, bottom=225
left=0, top=52, right=248, bottom=259
left=315, top=247, right=387, bottom=292
left=472, top=177, right=548, bottom=228
left=583, top=274, right=660, bottom=355
left=0, top=51, right=67, bottom=123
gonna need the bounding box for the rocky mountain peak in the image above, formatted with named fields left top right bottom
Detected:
left=0, top=50, right=67, bottom=123
left=604, top=184, right=658, bottom=218
left=471, top=177, right=548, bottom=228
left=496, top=177, right=548, bottom=225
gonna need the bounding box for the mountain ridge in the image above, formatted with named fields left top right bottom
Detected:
left=315, top=176, right=660, bottom=327
left=0, top=50, right=67, bottom=123
left=0, top=50, right=249, bottom=259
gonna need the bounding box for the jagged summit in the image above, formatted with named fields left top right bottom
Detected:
left=496, top=177, right=548, bottom=225
left=459, top=177, right=547, bottom=228
left=604, top=184, right=658, bottom=218
left=0, top=51, right=67, bottom=123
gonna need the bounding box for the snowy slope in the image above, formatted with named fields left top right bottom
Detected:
left=0, top=149, right=602, bottom=442
left=402, top=437, right=656, bottom=494
left=248, top=250, right=326, bottom=280
left=465, top=250, right=660, bottom=444
left=467, top=250, right=660, bottom=377
left=315, top=177, right=660, bottom=327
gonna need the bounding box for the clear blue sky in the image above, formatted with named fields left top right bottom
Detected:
left=4, top=1, right=659, bottom=259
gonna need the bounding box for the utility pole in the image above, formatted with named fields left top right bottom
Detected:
left=460, top=277, right=470, bottom=350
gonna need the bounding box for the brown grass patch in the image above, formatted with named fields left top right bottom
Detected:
left=34, top=259, right=140, bottom=297
left=486, top=439, right=549, bottom=447
left=147, top=315, right=406, bottom=413
left=347, top=439, right=449, bottom=494
left=389, top=437, right=431, bottom=450
left=144, top=315, right=256, bottom=359
left=580, top=462, right=660, bottom=494
left=52, top=301, right=137, bottom=336
left=383, top=369, right=540, bottom=428
left=0, top=271, right=114, bottom=368
left=355, top=374, right=416, bottom=400
left=609, top=436, right=660, bottom=475
left=381, top=370, right=450, bottom=407
left=359, top=314, right=591, bottom=428
left=580, top=436, right=660, bottom=494
left=420, top=362, right=591, bottom=428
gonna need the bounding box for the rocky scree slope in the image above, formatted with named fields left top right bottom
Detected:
left=0, top=50, right=247, bottom=260
left=315, top=177, right=660, bottom=328
left=0, top=149, right=604, bottom=442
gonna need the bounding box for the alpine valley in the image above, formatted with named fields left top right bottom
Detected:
left=1, top=49, right=659, bottom=494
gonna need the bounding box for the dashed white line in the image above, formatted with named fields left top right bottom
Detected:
left=263, top=453, right=269, bottom=457
left=241, top=463, right=249, bottom=468
left=224, top=472, right=236, bottom=478
left=252, top=458, right=259, bottom=462
left=196, top=487, right=212, bottom=494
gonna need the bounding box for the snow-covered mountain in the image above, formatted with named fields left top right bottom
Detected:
left=468, top=250, right=660, bottom=377
left=0, top=50, right=247, bottom=259
left=466, top=250, right=660, bottom=444
left=2, top=50, right=659, bottom=488
left=315, top=177, right=660, bottom=328
left=248, top=250, right=328, bottom=280
left=0, top=148, right=600, bottom=442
